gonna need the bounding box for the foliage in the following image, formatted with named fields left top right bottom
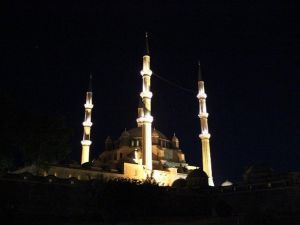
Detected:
left=172, top=178, right=187, bottom=188
left=0, top=94, right=71, bottom=173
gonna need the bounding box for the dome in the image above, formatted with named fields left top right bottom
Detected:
left=221, top=180, right=233, bottom=186
left=120, top=129, right=130, bottom=138
left=127, top=127, right=168, bottom=140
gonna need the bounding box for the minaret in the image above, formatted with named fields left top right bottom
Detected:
left=137, top=98, right=144, bottom=127
left=197, top=62, right=214, bottom=186
left=136, top=33, right=153, bottom=170
left=81, top=74, right=93, bottom=165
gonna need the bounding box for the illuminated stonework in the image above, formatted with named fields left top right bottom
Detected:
left=96, top=127, right=189, bottom=169
left=15, top=37, right=206, bottom=187
left=93, top=36, right=198, bottom=185
left=138, top=44, right=153, bottom=171
left=197, top=63, right=214, bottom=186
left=94, top=126, right=197, bottom=186
left=81, top=77, right=93, bottom=165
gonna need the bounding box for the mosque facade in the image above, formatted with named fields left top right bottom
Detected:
left=14, top=36, right=214, bottom=187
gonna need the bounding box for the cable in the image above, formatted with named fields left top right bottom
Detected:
left=152, top=72, right=196, bottom=95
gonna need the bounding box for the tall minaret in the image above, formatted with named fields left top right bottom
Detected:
left=137, top=98, right=144, bottom=127
left=81, top=74, right=93, bottom=165
left=136, top=33, right=153, bottom=170
left=197, top=62, right=214, bottom=186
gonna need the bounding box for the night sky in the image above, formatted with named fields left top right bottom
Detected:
left=2, top=2, right=299, bottom=185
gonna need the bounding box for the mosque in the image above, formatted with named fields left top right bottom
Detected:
left=15, top=35, right=215, bottom=187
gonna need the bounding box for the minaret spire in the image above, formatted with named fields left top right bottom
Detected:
left=145, top=32, right=150, bottom=55
left=81, top=75, right=94, bottom=164
left=198, top=61, right=202, bottom=81
left=197, top=62, right=214, bottom=186
left=136, top=33, right=153, bottom=171
left=88, top=73, right=93, bottom=92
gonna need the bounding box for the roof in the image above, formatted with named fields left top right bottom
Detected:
left=126, top=127, right=168, bottom=140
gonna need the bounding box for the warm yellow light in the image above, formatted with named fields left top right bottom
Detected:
left=84, top=103, right=94, bottom=109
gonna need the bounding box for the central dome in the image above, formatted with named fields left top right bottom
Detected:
left=127, top=127, right=168, bottom=140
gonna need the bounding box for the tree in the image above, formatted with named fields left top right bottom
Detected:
left=0, top=94, right=72, bottom=173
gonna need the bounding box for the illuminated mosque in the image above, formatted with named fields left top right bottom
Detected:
left=16, top=35, right=215, bottom=187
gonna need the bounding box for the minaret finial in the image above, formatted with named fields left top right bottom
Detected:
left=198, top=61, right=203, bottom=81
left=88, top=73, right=93, bottom=92
left=145, top=32, right=150, bottom=55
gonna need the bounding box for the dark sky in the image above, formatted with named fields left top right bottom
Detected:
left=2, top=1, right=300, bottom=185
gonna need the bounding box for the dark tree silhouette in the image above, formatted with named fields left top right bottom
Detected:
left=0, top=94, right=71, bottom=173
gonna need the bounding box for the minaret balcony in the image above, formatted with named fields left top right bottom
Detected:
left=84, top=103, right=94, bottom=109
left=199, top=133, right=211, bottom=139
left=137, top=115, right=153, bottom=123
left=136, top=117, right=144, bottom=124
left=197, top=92, right=207, bottom=99
left=140, top=91, right=153, bottom=99
left=198, top=112, right=209, bottom=118
left=82, top=121, right=93, bottom=127
left=81, top=140, right=92, bottom=146
left=140, top=69, right=153, bottom=76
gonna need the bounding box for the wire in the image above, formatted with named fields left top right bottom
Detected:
left=152, top=72, right=196, bottom=95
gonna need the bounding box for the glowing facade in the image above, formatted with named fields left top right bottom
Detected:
left=197, top=63, right=214, bottom=186
left=16, top=37, right=205, bottom=187
left=81, top=75, right=93, bottom=164
left=96, top=127, right=187, bottom=170
left=94, top=35, right=197, bottom=185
